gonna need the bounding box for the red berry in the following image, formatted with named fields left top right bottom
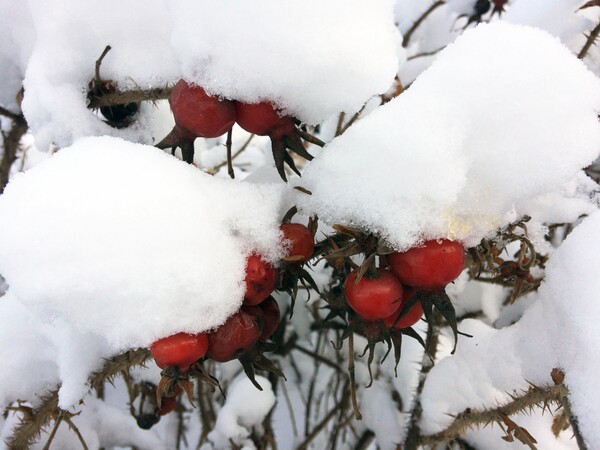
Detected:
left=344, top=269, right=403, bottom=320
left=388, top=239, right=465, bottom=290
left=207, top=308, right=262, bottom=362
left=383, top=288, right=423, bottom=329
left=170, top=80, right=236, bottom=138
left=150, top=332, right=209, bottom=371
left=259, top=296, right=281, bottom=340
left=244, top=254, right=278, bottom=306
left=280, top=223, right=314, bottom=262
left=235, top=101, right=295, bottom=137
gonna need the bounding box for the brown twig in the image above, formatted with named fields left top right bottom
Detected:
left=209, top=134, right=255, bottom=174
left=402, top=1, right=445, bottom=48
left=293, top=344, right=344, bottom=373
left=226, top=129, right=234, bottom=179
left=403, top=315, right=440, bottom=450
left=296, top=382, right=349, bottom=450
left=338, top=104, right=367, bottom=135
left=94, top=45, right=112, bottom=82
left=63, top=415, right=89, bottom=450
left=87, top=86, right=172, bottom=109
left=0, top=113, right=28, bottom=194
left=578, top=20, right=600, bottom=59
left=347, top=333, right=362, bottom=420
left=0, top=106, right=21, bottom=121
left=40, top=413, right=63, bottom=450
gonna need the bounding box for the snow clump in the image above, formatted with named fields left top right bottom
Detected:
left=0, top=136, right=287, bottom=349
left=296, top=22, right=600, bottom=250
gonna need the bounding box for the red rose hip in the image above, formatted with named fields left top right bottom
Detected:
left=280, top=223, right=314, bottom=262
left=207, top=308, right=262, bottom=362
left=389, top=239, right=464, bottom=290
left=170, top=80, right=236, bottom=138
left=344, top=269, right=403, bottom=320
left=244, top=254, right=278, bottom=306
left=150, top=332, right=209, bottom=371
left=383, top=288, right=423, bottom=329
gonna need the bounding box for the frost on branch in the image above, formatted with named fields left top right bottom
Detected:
left=296, top=22, right=600, bottom=251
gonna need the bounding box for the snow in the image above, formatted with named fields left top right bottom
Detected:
left=171, top=0, right=401, bottom=126
left=0, top=136, right=287, bottom=349
left=419, top=211, right=600, bottom=448
left=420, top=306, right=558, bottom=435
left=296, top=22, right=600, bottom=251
left=1, top=1, right=600, bottom=449
left=0, top=2, right=33, bottom=112
left=207, top=375, right=276, bottom=449
left=503, top=0, right=593, bottom=48
left=0, top=292, right=59, bottom=408
left=10, top=0, right=401, bottom=151
left=0, top=395, right=167, bottom=450
left=539, top=211, right=600, bottom=449
left=0, top=291, right=113, bottom=409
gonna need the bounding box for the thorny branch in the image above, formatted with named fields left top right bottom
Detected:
left=402, top=1, right=445, bottom=48
left=86, top=86, right=172, bottom=109
left=578, top=20, right=600, bottom=60
left=403, top=314, right=441, bottom=450
left=420, top=384, right=569, bottom=447
left=6, top=348, right=151, bottom=449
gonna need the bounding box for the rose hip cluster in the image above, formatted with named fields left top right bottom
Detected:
left=343, top=239, right=465, bottom=330
left=148, top=222, right=315, bottom=418
left=157, top=80, right=315, bottom=180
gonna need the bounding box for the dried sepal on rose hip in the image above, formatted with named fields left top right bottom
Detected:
left=156, top=79, right=236, bottom=163
left=150, top=332, right=209, bottom=405
left=234, top=101, right=319, bottom=181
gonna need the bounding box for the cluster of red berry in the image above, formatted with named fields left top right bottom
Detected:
left=148, top=222, right=315, bottom=419
left=344, top=239, right=465, bottom=329
left=157, top=80, right=314, bottom=180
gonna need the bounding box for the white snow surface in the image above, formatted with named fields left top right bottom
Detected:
left=503, top=0, right=593, bottom=49
left=0, top=291, right=114, bottom=409
left=0, top=136, right=287, bottom=349
left=207, top=375, right=276, bottom=449
left=539, top=211, right=600, bottom=449
left=6, top=0, right=400, bottom=150
left=420, top=212, right=600, bottom=448
left=296, top=22, right=600, bottom=251
left=420, top=309, right=558, bottom=435
left=171, top=0, right=400, bottom=125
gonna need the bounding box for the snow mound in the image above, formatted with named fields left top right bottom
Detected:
left=15, top=0, right=399, bottom=149
left=170, top=0, right=400, bottom=125
left=539, top=211, right=600, bottom=449
left=296, top=22, right=600, bottom=250
left=207, top=375, right=276, bottom=448
left=0, top=136, right=286, bottom=349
